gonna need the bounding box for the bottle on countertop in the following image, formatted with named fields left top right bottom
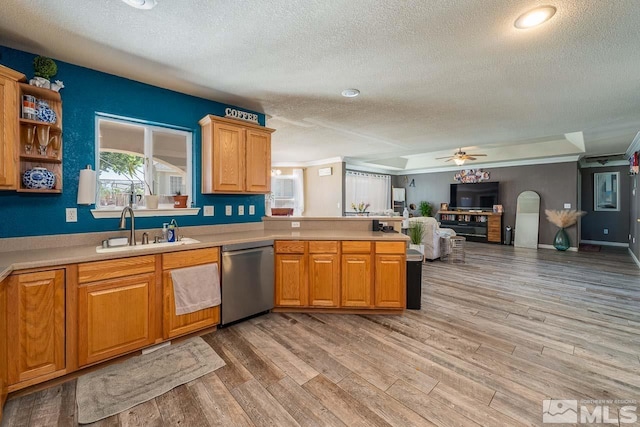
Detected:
left=167, top=224, right=176, bottom=242
left=402, top=206, right=409, bottom=229
left=162, top=223, right=169, bottom=242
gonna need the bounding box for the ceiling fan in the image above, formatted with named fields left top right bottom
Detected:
left=436, top=148, right=487, bottom=166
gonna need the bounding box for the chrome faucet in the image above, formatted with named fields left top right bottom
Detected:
left=119, top=206, right=136, bottom=246
left=169, top=218, right=180, bottom=242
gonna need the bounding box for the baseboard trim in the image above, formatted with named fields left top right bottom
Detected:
left=538, top=244, right=578, bottom=252
left=580, top=240, right=629, bottom=248
left=629, top=249, right=640, bottom=270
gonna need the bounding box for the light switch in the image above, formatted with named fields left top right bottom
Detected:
left=563, top=203, right=571, bottom=209
left=225, top=205, right=232, bottom=216
left=203, top=206, right=214, bottom=216
left=249, top=205, right=255, bottom=215
left=238, top=205, right=245, bottom=215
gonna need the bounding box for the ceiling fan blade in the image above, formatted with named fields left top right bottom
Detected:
left=435, top=156, right=453, bottom=160
left=466, top=156, right=477, bottom=160
left=444, top=158, right=453, bottom=162
left=467, top=153, right=487, bottom=157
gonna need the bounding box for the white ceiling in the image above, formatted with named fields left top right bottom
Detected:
left=2, top=0, right=640, bottom=172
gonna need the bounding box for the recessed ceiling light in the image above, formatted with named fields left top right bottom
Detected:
left=514, top=6, right=556, bottom=29
left=341, top=89, right=360, bottom=98
left=121, top=0, right=158, bottom=10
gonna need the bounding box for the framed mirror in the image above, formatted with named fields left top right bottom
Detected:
left=594, top=172, right=620, bottom=211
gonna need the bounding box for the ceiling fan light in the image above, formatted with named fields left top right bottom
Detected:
left=454, top=158, right=465, bottom=166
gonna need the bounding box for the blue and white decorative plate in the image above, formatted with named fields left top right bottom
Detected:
left=23, top=167, right=56, bottom=190
left=36, top=100, right=57, bottom=124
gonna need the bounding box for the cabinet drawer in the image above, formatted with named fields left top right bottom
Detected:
left=275, top=241, right=306, bottom=254
left=342, top=241, right=372, bottom=253
left=162, top=248, right=219, bottom=270
left=78, top=255, right=155, bottom=284
left=375, top=241, right=406, bottom=254
left=309, top=241, right=339, bottom=254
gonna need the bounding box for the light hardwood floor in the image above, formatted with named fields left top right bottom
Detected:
left=2, top=243, right=640, bottom=426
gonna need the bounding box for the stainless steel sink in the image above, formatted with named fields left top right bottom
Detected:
left=95, top=237, right=201, bottom=253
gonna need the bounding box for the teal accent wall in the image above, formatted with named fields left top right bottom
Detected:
left=0, top=46, right=266, bottom=238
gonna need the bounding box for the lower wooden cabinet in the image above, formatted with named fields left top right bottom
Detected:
left=162, top=248, right=220, bottom=339
left=78, top=273, right=156, bottom=366
left=374, top=242, right=406, bottom=309
left=6, top=269, right=65, bottom=385
left=275, top=253, right=308, bottom=307
left=308, top=253, right=340, bottom=307
left=341, top=253, right=373, bottom=308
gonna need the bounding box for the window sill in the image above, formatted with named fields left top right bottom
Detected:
left=90, top=208, right=201, bottom=219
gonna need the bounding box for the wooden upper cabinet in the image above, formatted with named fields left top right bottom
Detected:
left=0, top=66, right=24, bottom=190
left=245, top=129, right=271, bottom=193
left=7, top=269, right=65, bottom=385
left=200, top=115, right=274, bottom=194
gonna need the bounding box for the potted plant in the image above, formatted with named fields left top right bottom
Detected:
left=173, top=190, right=188, bottom=208
left=408, top=220, right=425, bottom=255
left=419, top=201, right=433, bottom=217
left=351, top=201, right=370, bottom=216
left=545, top=209, right=585, bottom=251
left=31, top=56, right=57, bottom=89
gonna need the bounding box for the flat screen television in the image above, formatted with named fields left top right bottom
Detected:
left=450, top=182, right=499, bottom=209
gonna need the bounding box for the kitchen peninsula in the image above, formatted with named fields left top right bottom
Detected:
left=0, top=220, right=409, bottom=418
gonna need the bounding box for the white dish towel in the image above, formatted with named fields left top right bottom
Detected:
left=171, top=263, right=221, bottom=315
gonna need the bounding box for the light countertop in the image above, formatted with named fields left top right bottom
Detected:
left=0, top=229, right=409, bottom=282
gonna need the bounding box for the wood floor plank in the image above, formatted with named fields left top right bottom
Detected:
left=202, top=333, right=254, bottom=390
left=57, top=380, right=78, bottom=427
left=337, top=374, right=433, bottom=426
left=155, top=384, right=210, bottom=427
left=301, top=375, right=391, bottom=427
left=231, top=379, right=299, bottom=427
left=267, top=376, right=346, bottom=427
left=118, top=400, right=163, bottom=427
left=188, top=373, right=253, bottom=427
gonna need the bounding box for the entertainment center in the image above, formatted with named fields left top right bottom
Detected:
left=439, top=181, right=503, bottom=243
left=438, top=211, right=502, bottom=243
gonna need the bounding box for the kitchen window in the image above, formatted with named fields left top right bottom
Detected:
left=345, top=170, right=391, bottom=214
left=95, top=115, right=193, bottom=213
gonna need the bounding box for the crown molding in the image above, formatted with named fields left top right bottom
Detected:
left=627, top=132, right=640, bottom=157
left=272, top=157, right=343, bottom=168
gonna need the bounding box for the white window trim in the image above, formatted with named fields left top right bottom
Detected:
left=94, top=114, right=194, bottom=218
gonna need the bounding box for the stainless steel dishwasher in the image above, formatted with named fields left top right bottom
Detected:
left=221, top=240, right=274, bottom=325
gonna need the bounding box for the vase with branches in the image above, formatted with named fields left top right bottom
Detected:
left=545, top=209, right=586, bottom=251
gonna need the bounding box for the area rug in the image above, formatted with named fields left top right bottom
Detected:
left=579, top=244, right=601, bottom=252
left=76, top=337, right=225, bottom=424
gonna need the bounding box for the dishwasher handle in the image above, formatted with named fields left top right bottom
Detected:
left=222, top=246, right=273, bottom=257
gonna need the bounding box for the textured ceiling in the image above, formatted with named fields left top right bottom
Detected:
left=2, top=0, right=640, bottom=171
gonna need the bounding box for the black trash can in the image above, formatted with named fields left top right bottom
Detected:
left=406, top=249, right=423, bottom=310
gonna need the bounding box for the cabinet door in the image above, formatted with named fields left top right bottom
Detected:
left=1, top=278, right=7, bottom=412
left=275, top=254, right=307, bottom=307
left=162, top=271, right=220, bottom=340
left=212, top=122, right=245, bottom=192
left=487, top=215, right=502, bottom=243
left=245, top=129, right=271, bottom=193
left=374, top=255, right=406, bottom=308
left=7, top=270, right=65, bottom=384
left=78, top=273, right=155, bottom=366
left=309, top=253, right=340, bottom=307
left=341, top=254, right=373, bottom=308
left=0, top=76, right=18, bottom=190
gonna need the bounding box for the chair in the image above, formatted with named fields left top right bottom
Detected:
left=408, top=217, right=456, bottom=260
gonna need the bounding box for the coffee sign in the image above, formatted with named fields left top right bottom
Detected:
left=225, top=108, right=259, bottom=124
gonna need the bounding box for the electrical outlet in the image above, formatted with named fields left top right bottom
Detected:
left=225, top=205, right=232, bottom=216
left=203, top=206, right=214, bottom=216
left=238, top=205, right=245, bottom=215
left=291, top=221, right=301, bottom=228
left=563, top=203, right=571, bottom=209
left=249, top=205, right=255, bottom=215
left=603, top=228, right=609, bottom=235
left=65, top=208, right=77, bottom=223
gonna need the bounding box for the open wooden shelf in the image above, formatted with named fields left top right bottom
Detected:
left=19, top=154, right=62, bottom=164
left=16, top=188, right=62, bottom=194
left=19, top=118, right=62, bottom=132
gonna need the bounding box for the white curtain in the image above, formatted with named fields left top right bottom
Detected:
left=345, top=171, right=391, bottom=214
left=293, top=168, right=305, bottom=216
